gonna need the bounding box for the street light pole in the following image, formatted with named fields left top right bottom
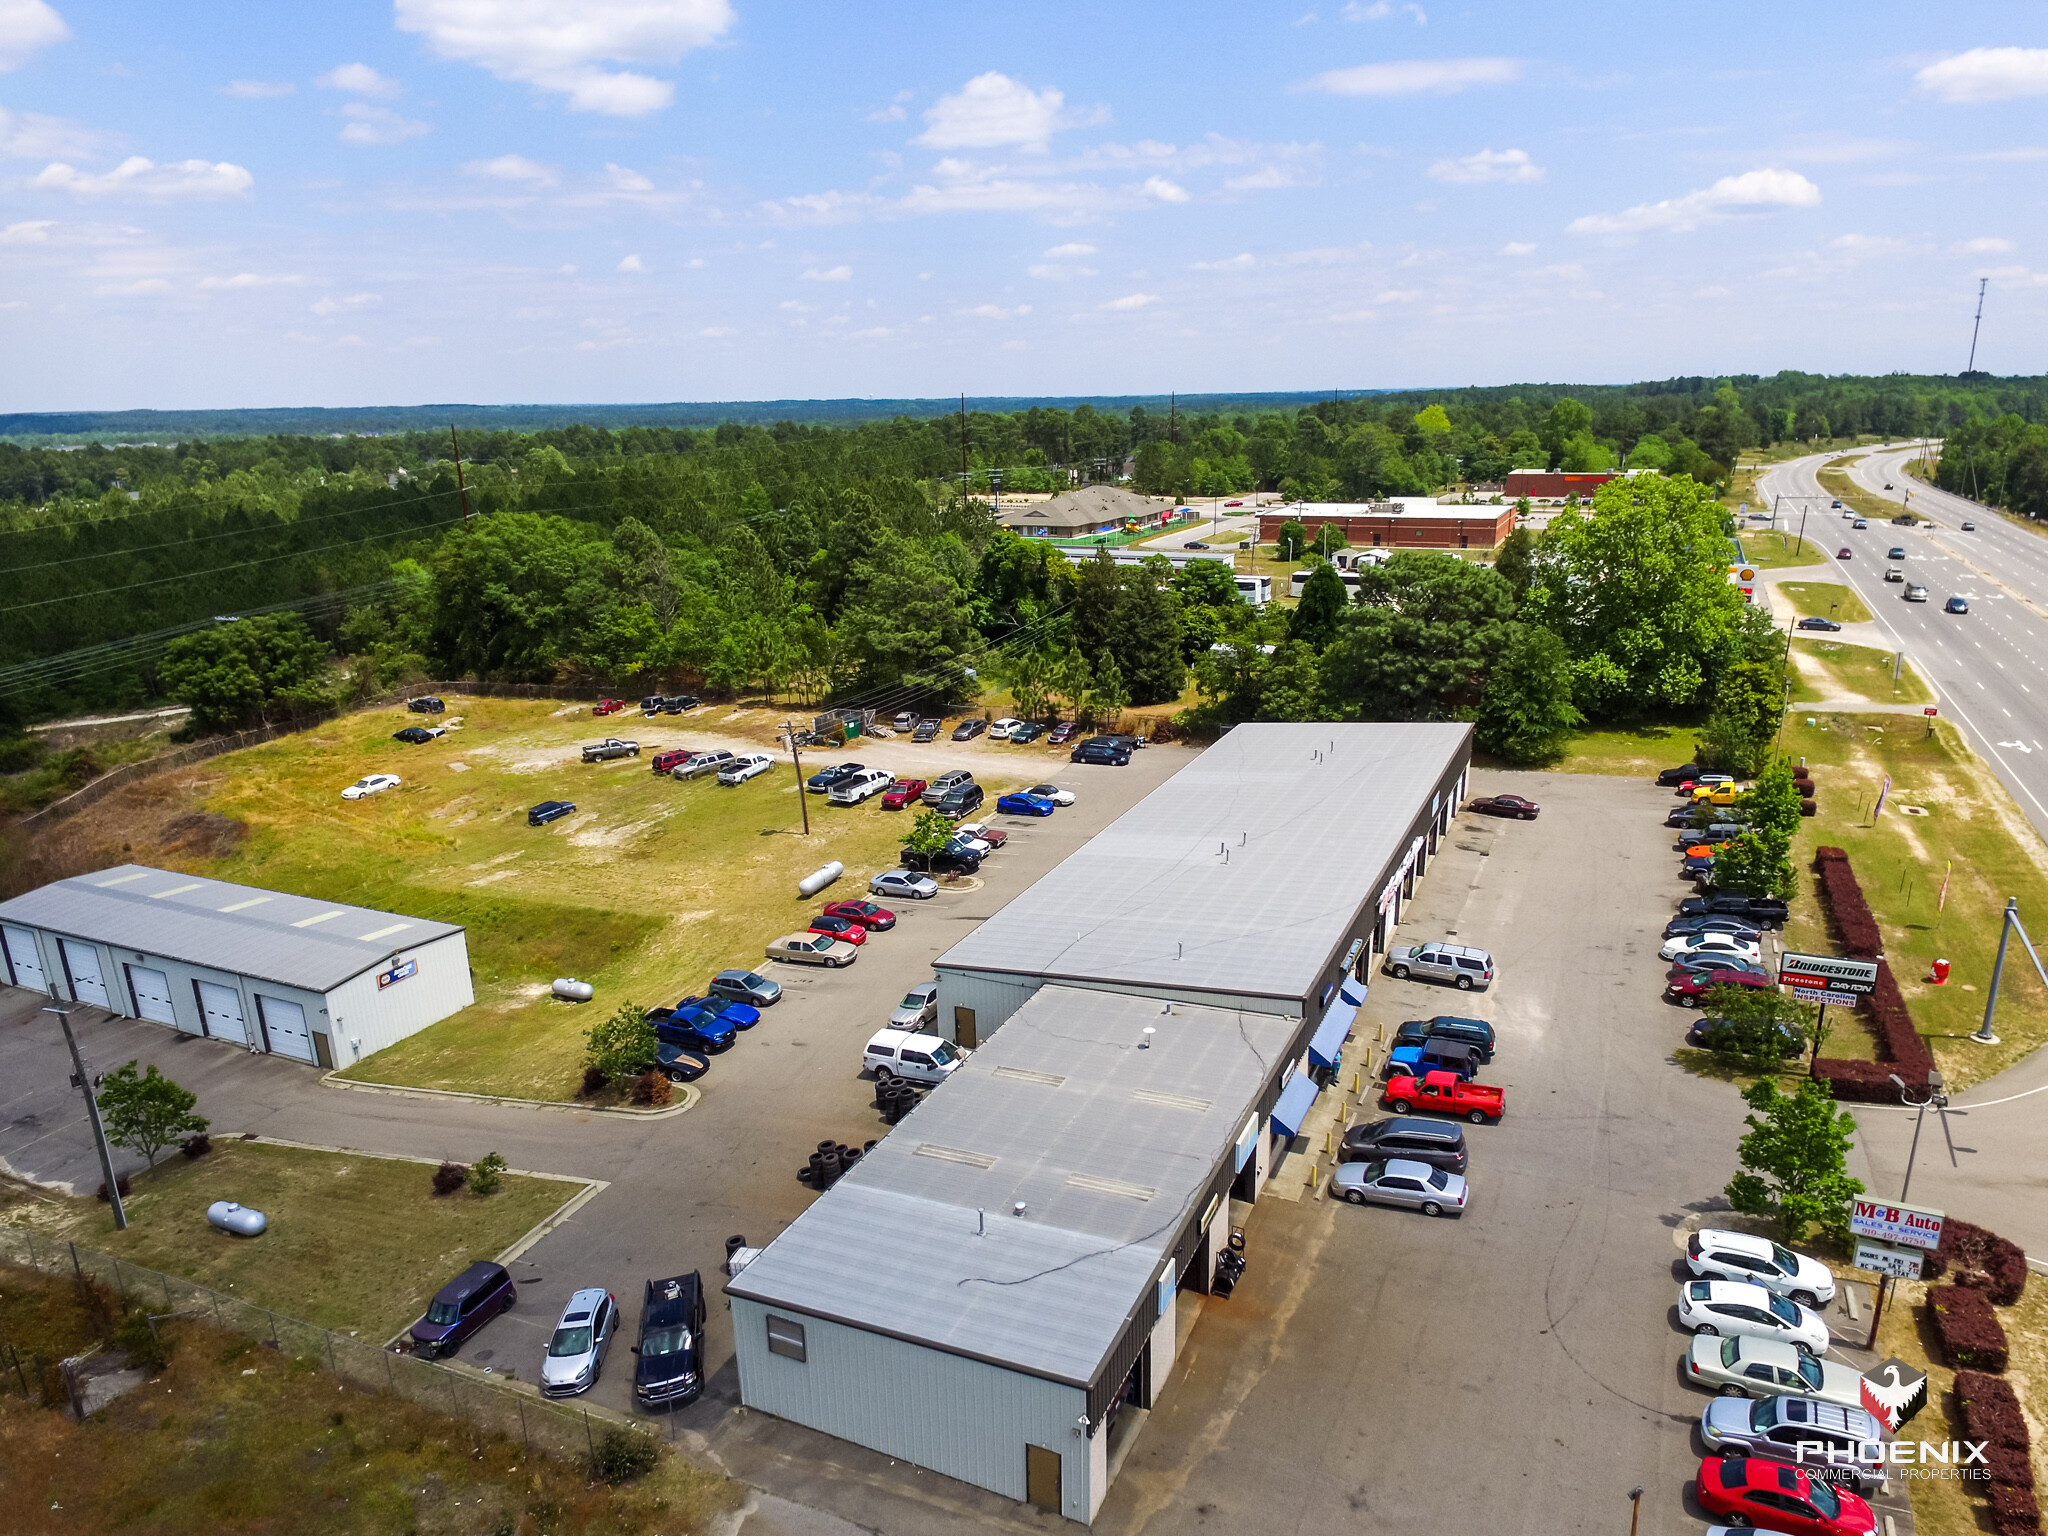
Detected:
left=47, top=1004, right=125, bottom=1230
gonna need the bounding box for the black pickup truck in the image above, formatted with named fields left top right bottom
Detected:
left=581, top=738, right=640, bottom=762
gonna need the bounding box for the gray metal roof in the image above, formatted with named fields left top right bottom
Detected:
left=727, top=987, right=1294, bottom=1387
left=0, top=864, right=464, bottom=993
left=935, top=721, right=1470, bottom=1004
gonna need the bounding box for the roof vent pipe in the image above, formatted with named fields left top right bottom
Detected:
left=1013, top=1201, right=1028, bottom=1218
left=977, top=1208, right=985, bottom=1237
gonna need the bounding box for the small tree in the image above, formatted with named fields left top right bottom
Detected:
left=583, top=1004, right=657, bottom=1085
left=1698, top=660, right=1785, bottom=776
left=1312, top=522, right=1347, bottom=557
left=1275, top=520, right=1307, bottom=560
left=1091, top=653, right=1129, bottom=730
left=1696, top=984, right=1809, bottom=1068
left=1475, top=624, right=1583, bottom=765
left=1725, top=1078, right=1863, bottom=1243
left=904, top=809, right=954, bottom=859
left=95, top=1061, right=208, bottom=1168
left=468, top=1151, right=508, bottom=1196
left=1288, top=560, right=1349, bottom=650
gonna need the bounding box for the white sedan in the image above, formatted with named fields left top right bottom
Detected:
left=341, top=773, right=402, bottom=800
left=1024, top=782, right=1076, bottom=806
left=1685, top=1335, right=1865, bottom=1410
left=718, top=753, right=776, bottom=785
left=1660, top=932, right=1763, bottom=965
left=1678, top=1280, right=1829, bottom=1356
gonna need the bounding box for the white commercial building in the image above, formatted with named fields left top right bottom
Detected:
left=0, top=864, right=472, bottom=1068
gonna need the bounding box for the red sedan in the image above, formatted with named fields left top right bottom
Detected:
left=881, top=778, right=927, bottom=810
left=1697, top=1456, right=1877, bottom=1535
left=807, top=914, right=869, bottom=945
left=821, top=900, right=896, bottom=931
left=1467, top=794, right=1539, bottom=821
left=1837, top=547, right=1853, bottom=560
left=593, top=698, right=624, bottom=715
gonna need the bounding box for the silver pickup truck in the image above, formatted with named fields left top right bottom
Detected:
left=581, top=738, right=640, bottom=762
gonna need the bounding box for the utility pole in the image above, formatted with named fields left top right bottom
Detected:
left=450, top=426, right=471, bottom=524
left=1974, top=897, right=2048, bottom=1044
left=959, top=393, right=969, bottom=495
left=1966, top=278, right=1989, bottom=374
left=783, top=721, right=810, bottom=835
left=48, top=1005, right=125, bottom=1230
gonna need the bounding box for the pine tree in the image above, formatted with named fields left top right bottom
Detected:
left=1109, top=573, right=1188, bottom=705
left=1288, top=559, right=1348, bottom=650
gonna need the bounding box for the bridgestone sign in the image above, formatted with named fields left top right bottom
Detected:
left=1779, top=951, right=1879, bottom=996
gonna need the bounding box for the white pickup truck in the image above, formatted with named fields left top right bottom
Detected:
left=581, top=738, right=640, bottom=762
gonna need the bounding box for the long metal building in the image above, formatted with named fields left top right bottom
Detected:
left=0, top=864, right=472, bottom=1067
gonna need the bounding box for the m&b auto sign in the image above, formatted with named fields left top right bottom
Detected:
left=1850, top=1198, right=1944, bottom=1251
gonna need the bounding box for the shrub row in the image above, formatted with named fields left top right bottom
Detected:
left=1813, top=845, right=1883, bottom=957
left=1993, top=1484, right=2042, bottom=1536
left=1957, top=1371, right=2030, bottom=1450
left=1928, top=1218, right=2032, bottom=1307
left=1929, top=1285, right=2011, bottom=1373
left=1954, top=1307, right=2039, bottom=1535
left=1807, top=847, right=1937, bottom=1098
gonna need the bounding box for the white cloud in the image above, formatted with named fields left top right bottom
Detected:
left=339, top=104, right=430, bottom=146
left=396, top=0, right=735, bottom=116
left=311, top=293, right=379, bottom=314
left=1029, top=261, right=1095, bottom=280
left=1102, top=292, right=1157, bottom=311
left=1043, top=241, right=1096, bottom=258
left=1500, top=240, right=1536, bottom=255
left=0, top=105, right=99, bottom=159
left=1342, top=1, right=1427, bottom=20
left=1303, top=57, right=1521, bottom=96
left=1568, top=167, right=1820, bottom=235
left=1916, top=47, right=2048, bottom=104
left=687, top=256, right=705, bottom=267
left=868, top=89, right=912, bottom=123
left=199, top=271, right=305, bottom=289
left=97, top=277, right=171, bottom=296
left=1374, top=288, right=1421, bottom=302
left=1955, top=236, right=2015, bottom=254
left=1696, top=285, right=1729, bottom=298
left=1141, top=174, right=1189, bottom=202
left=1829, top=233, right=1908, bottom=255
left=1977, top=264, right=2048, bottom=287
left=847, top=326, right=891, bottom=339
left=0, top=0, right=68, bottom=72
left=32, top=156, right=253, bottom=200
left=0, top=218, right=50, bottom=241
left=1224, top=164, right=1314, bottom=191
left=317, top=62, right=400, bottom=97
left=606, top=162, right=654, bottom=192
left=963, top=302, right=1030, bottom=318
left=915, top=72, right=1083, bottom=152
left=617, top=253, right=645, bottom=272
left=1191, top=252, right=1254, bottom=271
left=463, top=152, right=558, bottom=185
left=801, top=264, right=852, bottom=281
left=223, top=79, right=296, bottom=99
left=1427, top=147, right=1542, bottom=184
left=699, top=326, right=737, bottom=336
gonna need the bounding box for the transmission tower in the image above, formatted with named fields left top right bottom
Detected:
left=1966, top=278, right=1988, bottom=374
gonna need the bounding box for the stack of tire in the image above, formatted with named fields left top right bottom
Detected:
left=1794, top=764, right=1816, bottom=817
left=876, top=1079, right=924, bottom=1125
left=798, top=1139, right=877, bottom=1191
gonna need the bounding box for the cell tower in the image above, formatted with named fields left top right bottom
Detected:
left=1966, top=278, right=1989, bottom=374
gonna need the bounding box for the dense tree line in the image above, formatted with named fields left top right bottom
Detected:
left=1934, top=416, right=2048, bottom=519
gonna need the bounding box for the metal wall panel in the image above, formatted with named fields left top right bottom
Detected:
left=931, top=970, right=1042, bottom=1041
left=733, top=1297, right=1093, bottom=1523
left=321, top=932, right=474, bottom=1065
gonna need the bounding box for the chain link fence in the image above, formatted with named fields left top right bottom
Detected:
left=0, top=1227, right=653, bottom=1465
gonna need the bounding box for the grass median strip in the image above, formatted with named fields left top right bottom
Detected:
left=1779, top=581, right=1874, bottom=624
left=1741, top=529, right=1830, bottom=569
left=1790, top=638, right=1930, bottom=705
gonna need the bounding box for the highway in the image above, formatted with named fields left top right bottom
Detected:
left=1757, top=443, right=2048, bottom=842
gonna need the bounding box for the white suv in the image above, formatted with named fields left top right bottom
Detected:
left=864, top=1028, right=969, bottom=1086
left=1686, top=1228, right=1836, bottom=1308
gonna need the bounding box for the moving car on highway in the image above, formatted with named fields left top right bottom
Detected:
left=1946, top=596, right=1969, bottom=614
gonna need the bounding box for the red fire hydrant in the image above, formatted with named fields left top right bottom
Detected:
left=1930, top=958, right=1952, bottom=985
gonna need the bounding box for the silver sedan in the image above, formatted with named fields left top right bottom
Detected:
left=1330, top=1157, right=1468, bottom=1217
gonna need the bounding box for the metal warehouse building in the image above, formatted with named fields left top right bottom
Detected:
left=728, top=986, right=1300, bottom=1524
left=729, top=722, right=1473, bottom=1521
left=933, top=720, right=1472, bottom=1048
left=0, top=865, right=472, bottom=1068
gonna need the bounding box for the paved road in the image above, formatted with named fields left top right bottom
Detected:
left=1758, top=445, right=2048, bottom=839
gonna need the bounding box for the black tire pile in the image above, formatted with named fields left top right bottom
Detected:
left=798, top=1138, right=877, bottom=1191
left=876, top=1078, right=925, bottom=1125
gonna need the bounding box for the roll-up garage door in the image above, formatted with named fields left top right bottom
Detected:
left=257, top=996, right=315, bottom=1062
left=196, top=980, right=249, bottom=1044
left=60, top=941, right=109, bottom=1008
left=126, top=965, right=178, bottom=1026
left=2, top=925, right=47, bottom=992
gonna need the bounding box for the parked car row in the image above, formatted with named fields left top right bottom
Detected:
left=888, top=710, right=1082, bottom=748
left=766, top=894, right=904, bottom=970
left=408, top=1262, right=710, bottom=1410
left=1333, top=1007, right=1504, bottom=1216
left=1649, top=766, right=1789, bottom=1007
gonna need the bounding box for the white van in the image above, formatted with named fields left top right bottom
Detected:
left=864, top=1027, right=969, bottom=1086
left=828, top=767, right=893, bottom=805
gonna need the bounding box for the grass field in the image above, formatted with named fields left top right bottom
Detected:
left=0, top=1264, right=736, bottom=1536
left=1817, top=466, right=1908, bottom=525
left=1778, top=581, right=1874, bottom=624
left=50, top=698, right=1041, bottom=1099
left=1542, top=721, right=1702, bottom=778
left=3, top=1139, right=579, bottom=1340
left=1739, top=529, right=1829, bottom=569
left=1789, top=638, right=1929, bottom=706
left=1780, top=712, right=2048, bottom=1089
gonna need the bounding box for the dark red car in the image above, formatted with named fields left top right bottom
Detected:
left=821, top=900, right=896, bottom=931
left=881, top=778, right=928, bottom=810
left=1697, top=1455, right=1876, bottom=1535
left=807, top=913, right=869, bottom=945
left=1666, top=969, right=1771, bottom=1007
left=651, top=748, right=691, bottom=775
left=593, top=698, right=625, bottom=716
left=1468, top=794, right=1539, bottom=820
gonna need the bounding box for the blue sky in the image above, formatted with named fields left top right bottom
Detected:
left=1, top=1, right=2044, bottom=410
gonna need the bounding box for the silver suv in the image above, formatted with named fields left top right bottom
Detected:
left=1384, top=942, right=1495, bottom=991
left=672, top=749, right=736, bottom=780
left=922, top=769, right=974, bottom=805
left=1700, top=1394, right=1887, bottom=1492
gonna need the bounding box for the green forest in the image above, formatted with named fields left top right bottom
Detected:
left=1, top=370, right=2040, bottom=738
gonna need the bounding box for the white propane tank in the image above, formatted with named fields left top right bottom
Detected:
left=551, top=977, right=594, bottom=1002
left=797, top=861, right=844, bottom=898
left=206, top=1200, right=268, bottom=1237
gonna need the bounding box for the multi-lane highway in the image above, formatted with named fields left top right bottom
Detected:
left=1757, top=444, right=2048, bottom=841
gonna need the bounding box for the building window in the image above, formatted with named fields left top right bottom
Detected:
left=766, top=1315, right=807, bottom=1363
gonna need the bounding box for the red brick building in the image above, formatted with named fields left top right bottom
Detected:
left=1256, top=501, right=1516, bottom=550
left=1503, top=469, right=1618, bottom=500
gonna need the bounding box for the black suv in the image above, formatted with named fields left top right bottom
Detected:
left=1391, top=1014, right=1496, bottom=1063
left=1338, top=1117, right=1468, bottom=1174
left=902, top=843, right=981, bottom=877
left=634, top=1273, right=707, bottom=1407
left=409, top=1261, right=515, bottom=1359
left=1071, top=736, right=1131, bottom=766
left=407, top=695, right=445, bottom=713
left=1654, top=762, right=1703, bottom=786
left=1676, top=893, right=1789, bottom=927
left=528, top=799, right=576, bottom=826
left=662, top=695, right=699, bottom=714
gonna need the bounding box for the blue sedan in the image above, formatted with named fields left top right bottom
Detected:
left=996, top=792, right=1056, bottom=817
left=676, top=993, right=762, bottom=1030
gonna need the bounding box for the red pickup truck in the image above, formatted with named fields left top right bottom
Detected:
left=1384, top=1069, right=1504, bottom=1124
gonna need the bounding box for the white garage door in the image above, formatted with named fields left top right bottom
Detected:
left=257, top=996, right=315, bottom=1062
left=2, top=925, right=47, bottom=992
left=60, top=940, right=109, bottom=1008
left=196, top=980, right=249, bottom=1044
left=126, top=965, right=178, bottom=1026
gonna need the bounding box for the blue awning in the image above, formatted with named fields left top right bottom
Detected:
left=1270, top=1073, right=1321, bottom=1141
left=1308, top=977, right=1366, bottom=1071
